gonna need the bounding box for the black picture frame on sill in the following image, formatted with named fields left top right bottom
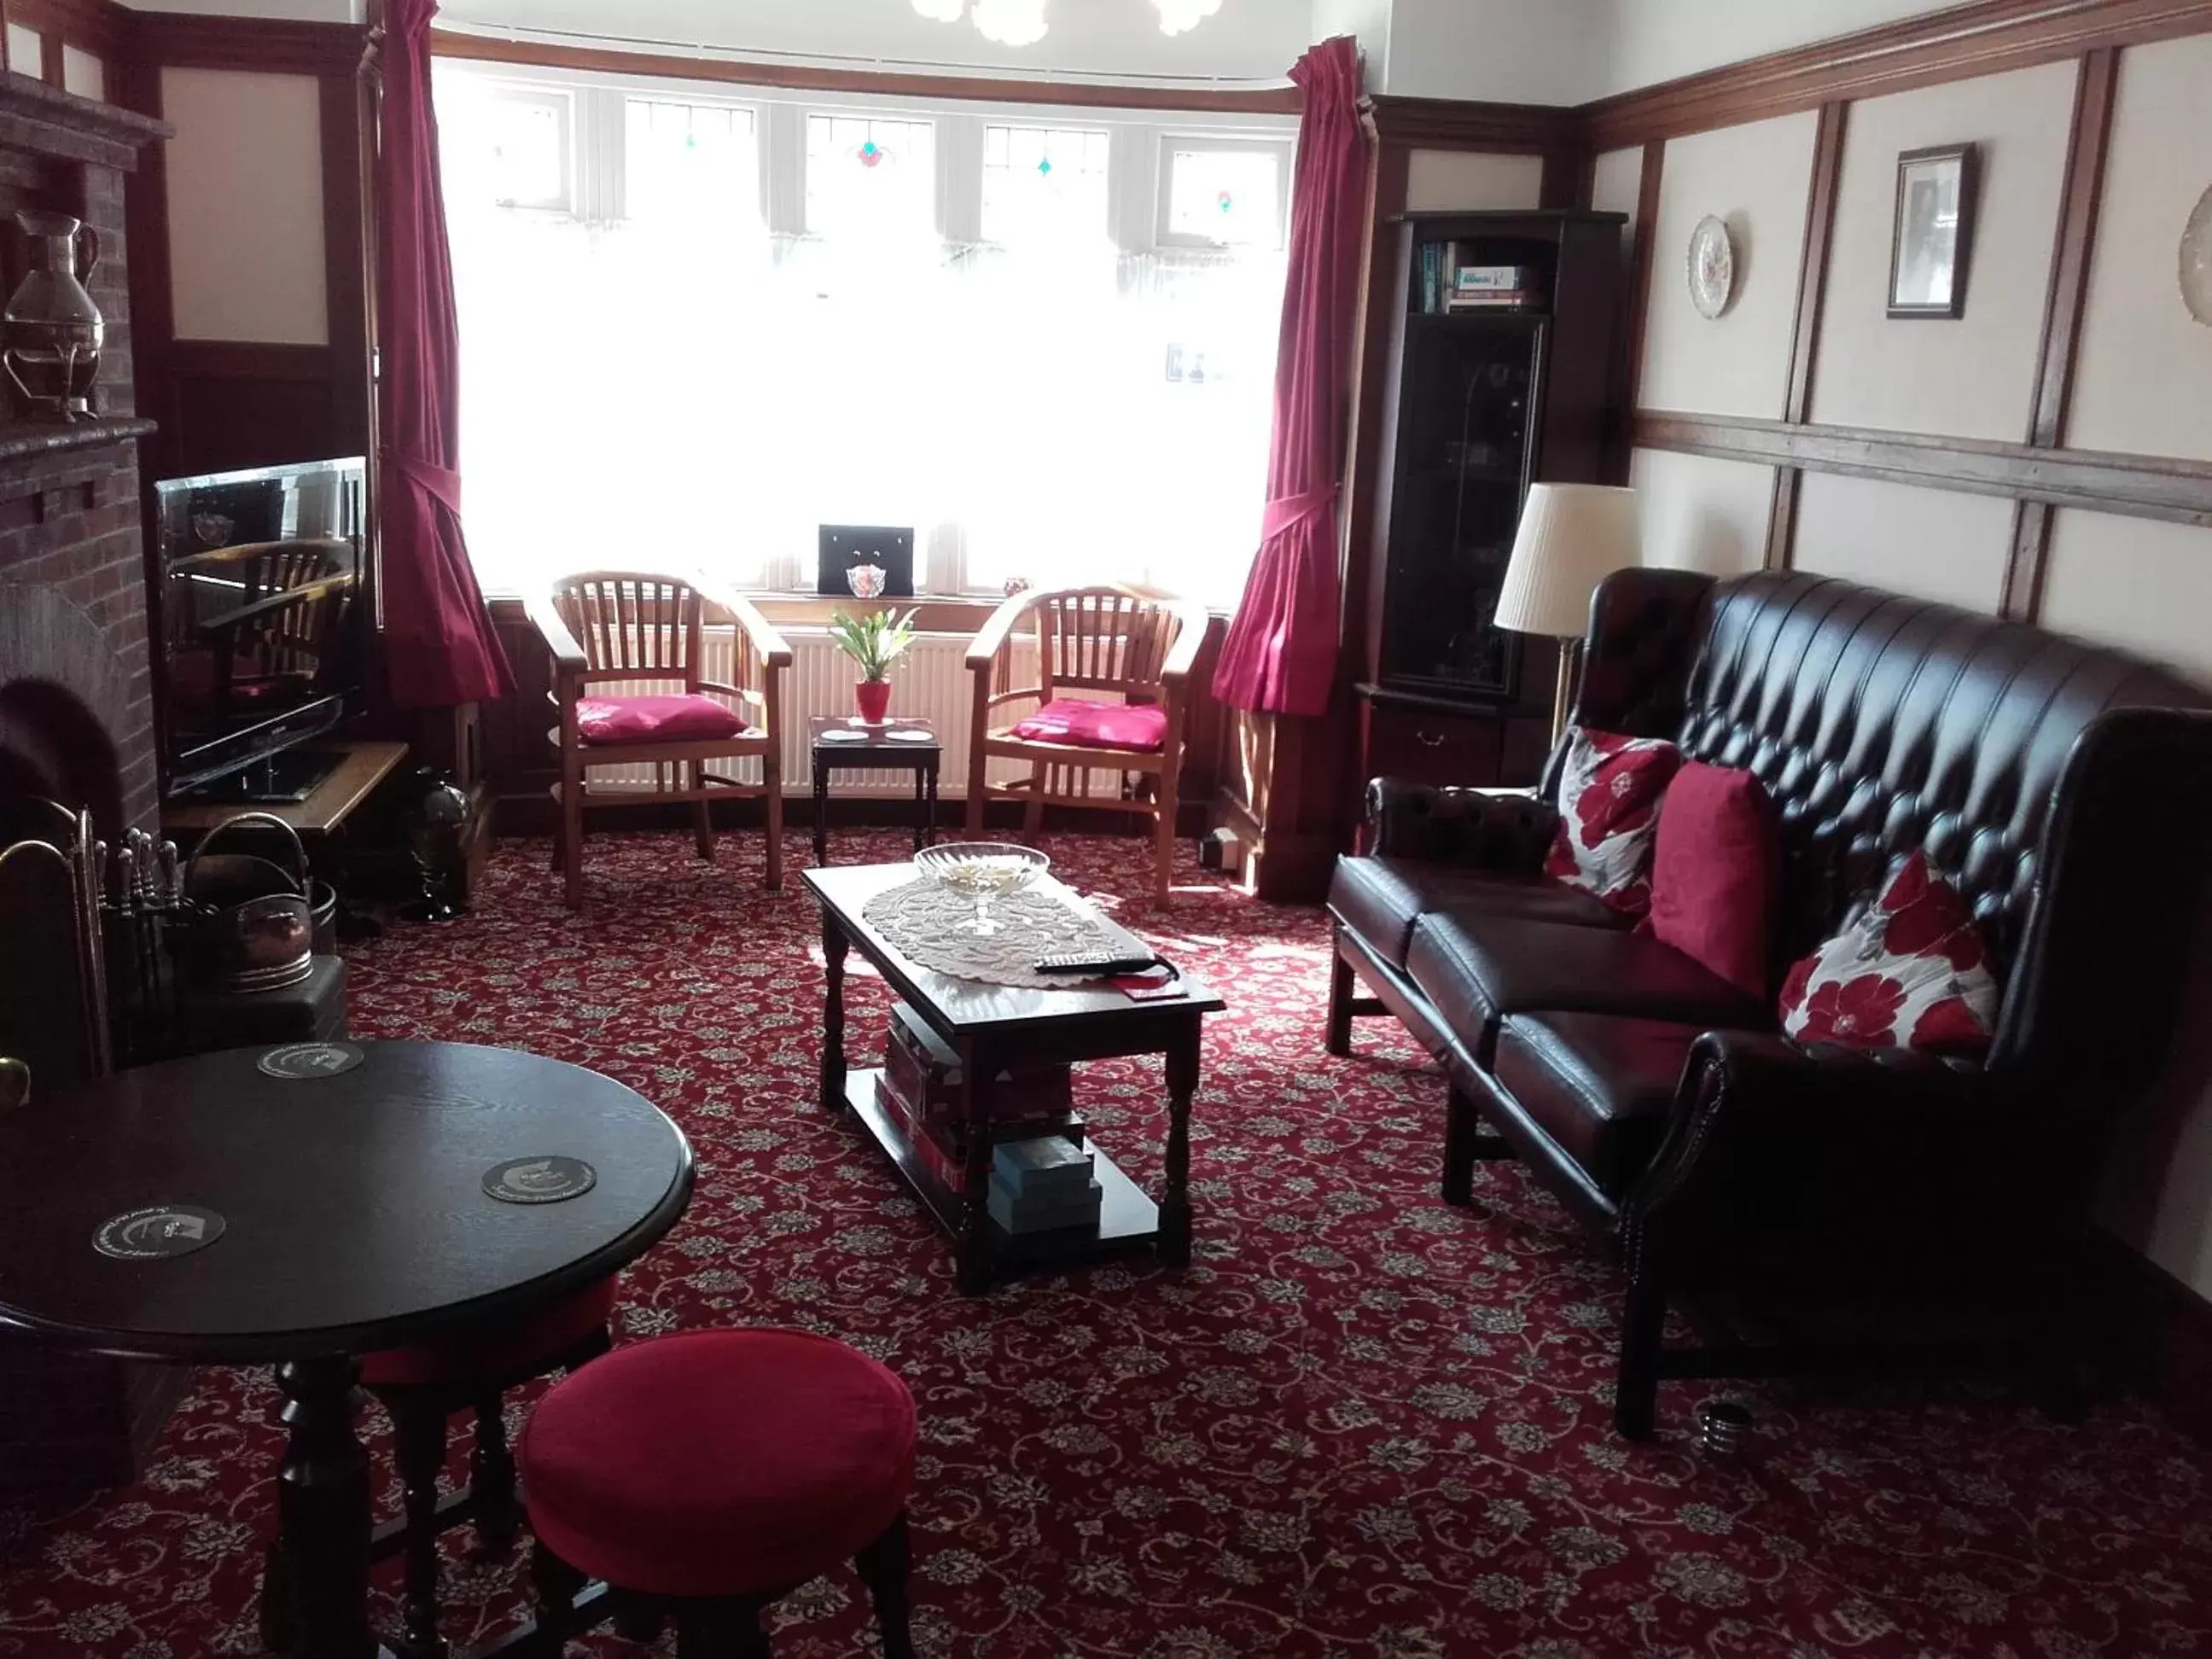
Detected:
left=1888, top=143, right=1979, bottom=319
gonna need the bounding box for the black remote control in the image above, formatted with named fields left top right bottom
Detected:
left=1033, top=952, right=1158, bottom=975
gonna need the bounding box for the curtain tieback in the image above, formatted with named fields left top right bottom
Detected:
left=1261, top=485, right=1338, bottom=542
left=385, top=447, right=463, bottom=515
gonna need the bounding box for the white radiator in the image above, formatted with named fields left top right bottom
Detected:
left=579, top=626, right=1127, bottom=803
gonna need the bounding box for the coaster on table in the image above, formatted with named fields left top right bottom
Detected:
left=819, top=728, right=869, bottom=744
left=888, top=728, right=934, bottom=743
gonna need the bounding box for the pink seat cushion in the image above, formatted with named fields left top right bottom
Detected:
left=575, top=695, right=747, bottom=746
left=518, top=1328, right=916, bottom=1598
left=360, top=1276, right=617, bottom=1390
left=1010, top=698, right=1168, bottom=753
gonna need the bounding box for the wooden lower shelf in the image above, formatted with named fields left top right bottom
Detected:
left=844, top=1068, right=1161, bottom=1272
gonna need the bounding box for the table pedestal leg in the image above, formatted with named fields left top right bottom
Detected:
left=275, top=1356, right=377, bottom=1659
left=821, top=911, right=849, bottom=1115
left=1160, top=1027, right=1198, bottom=1267
left=955, top=1043, right=994, bottom=1296
left=813, top=761, right=831, bottom=866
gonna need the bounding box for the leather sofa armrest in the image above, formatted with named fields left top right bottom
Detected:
left=1625, top=1030, right=2017, bottom=1291
left=1365, top=777, right=1561, bottom=873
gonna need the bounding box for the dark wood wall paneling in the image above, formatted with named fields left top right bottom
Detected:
left=1592, top=0, right=2212, bottom=614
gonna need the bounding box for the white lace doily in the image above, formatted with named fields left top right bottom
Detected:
left=862, top=878, right=1122, bottom=988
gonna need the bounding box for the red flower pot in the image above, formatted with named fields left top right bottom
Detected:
left=855, top=679, right=893, bottom=725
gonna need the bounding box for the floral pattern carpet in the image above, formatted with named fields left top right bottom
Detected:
left=5, top=830, right=2212, bottom=1658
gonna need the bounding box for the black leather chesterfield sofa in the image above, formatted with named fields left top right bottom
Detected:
left=1326, top=568, right=2212, bottom=1436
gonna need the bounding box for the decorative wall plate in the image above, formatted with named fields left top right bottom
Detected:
left=2182, top=183, right=2212, bottom=327
left=1688, top=215, right=1736, bottom=319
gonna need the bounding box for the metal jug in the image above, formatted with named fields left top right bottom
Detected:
left=3, top=211, right=103, bottom=421
left=176, top=813, right=316, bottom=994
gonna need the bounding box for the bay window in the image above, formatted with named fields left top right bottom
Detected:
left=433, top=61, right=1293, bottom=608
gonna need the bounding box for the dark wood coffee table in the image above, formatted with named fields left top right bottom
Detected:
left=0, top=1039, right=695, bottom=1659
left=808, top=716, right=941, bottom=864
left=803, top=860, right=1223, bottom=1295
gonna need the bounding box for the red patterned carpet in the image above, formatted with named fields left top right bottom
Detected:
left=5, top=829, right=2212, bottom=1658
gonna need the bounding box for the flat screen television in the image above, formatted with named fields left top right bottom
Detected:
left=152, top=457, right=370, bottom=798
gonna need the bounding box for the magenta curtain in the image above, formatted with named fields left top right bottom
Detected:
left=1210, top=36, right=1369, bottom=719
left=375, top=0, right=511, bottom=707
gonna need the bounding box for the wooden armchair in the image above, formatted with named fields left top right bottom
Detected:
left=964, top=583, right=1208, bottom=903
left=529, top=571, right=792, bottom=908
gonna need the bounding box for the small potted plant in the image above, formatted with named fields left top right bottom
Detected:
left=828, top=606, right=917, bottom=725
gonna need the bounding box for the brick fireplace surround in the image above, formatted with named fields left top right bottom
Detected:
left=0, top=70, right=169, bottom=1488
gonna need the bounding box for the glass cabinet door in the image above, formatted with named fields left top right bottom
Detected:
left=1378, top=315, right=1546, bottom=698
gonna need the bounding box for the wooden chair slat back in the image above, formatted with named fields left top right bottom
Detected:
left=1033, top=588, right=1179, bottom=697
left=554, top=573, right=702, bottom=686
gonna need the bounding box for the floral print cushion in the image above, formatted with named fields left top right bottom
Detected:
left=1541, top=727, right=1685, bottom=917
left=1778, top=851, right=2000, bottom=1056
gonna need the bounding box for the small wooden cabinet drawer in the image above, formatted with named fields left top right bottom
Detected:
left=1362, top=699, right=1504, bottom=789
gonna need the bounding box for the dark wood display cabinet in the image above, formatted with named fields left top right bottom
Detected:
left=1352, top=210, right=1626, bottom=806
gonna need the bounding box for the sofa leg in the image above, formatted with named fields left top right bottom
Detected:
left=1615, top=1266, right=1668, bottom=1441
left=1442, top=1084, right=1480, bottom=1207
left=1325, top=942, right=1356, bottom=1057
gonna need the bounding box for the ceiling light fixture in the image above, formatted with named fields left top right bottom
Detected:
left=969, top=0, right=1050, bottom=46
left=911, top=0, right=1226, bottom=44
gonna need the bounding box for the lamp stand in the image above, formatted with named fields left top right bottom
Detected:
left=1550, top=637, right=1581, bottom=748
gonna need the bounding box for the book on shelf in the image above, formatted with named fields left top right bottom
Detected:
left=993, top=1135, right=1097, bottom=1203
left=1446, top=290, right=1540, bottom=311
left=1454, top=264, right=1528, bottom=292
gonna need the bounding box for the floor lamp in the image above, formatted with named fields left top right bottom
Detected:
left=1493, top=483, right=1641, bottom=748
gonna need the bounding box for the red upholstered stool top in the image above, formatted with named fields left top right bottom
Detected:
left=361, top=1275, right=618, bottom=1391
left=516, top=1327, right=917, bottom=1600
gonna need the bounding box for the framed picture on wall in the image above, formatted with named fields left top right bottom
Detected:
left=1888, top=143, right=1980, bottom=319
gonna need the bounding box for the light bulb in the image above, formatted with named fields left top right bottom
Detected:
left=1153, top=0, right=1222, bottom=35
left=910, top=0, right=964, bottom=20
left=971, top=0, right=1049, bottom=46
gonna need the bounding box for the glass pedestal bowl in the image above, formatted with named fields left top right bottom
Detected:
left=913, top=841, right=1050, bottom=936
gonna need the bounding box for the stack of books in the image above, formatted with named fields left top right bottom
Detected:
left=1417, top=241, right=1547, bottom=313
left=875, top=1001, right=1080, bottom=1196
left=1447, top=264, right=1540, bottom=312
left=988, top=1136, right=1103, bottom=1237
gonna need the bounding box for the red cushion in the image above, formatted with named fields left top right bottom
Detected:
left=1778, top=852, right=2000, bottom=1056
left=1542, top=727, right=1683, bottom=917
left=516, top=1327, right=916, bottom=1598
left=360, top=1276, right=617, bottom=1390
left=575, top=694, right=747, bottom=746
left=1009, top=698, right=1168, bottom=753
left=1640, top=761, right=1778, bottom=998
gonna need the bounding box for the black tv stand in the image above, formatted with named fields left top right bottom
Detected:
left=180, top=748, right=346, bottom=806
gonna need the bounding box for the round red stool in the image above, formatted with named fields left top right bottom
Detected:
left=516, top=1327, right=917, bottom=1657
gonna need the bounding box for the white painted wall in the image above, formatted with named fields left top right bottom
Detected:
left=1808, top=60, right=2077, bottom=440
left=1788, top=472, right=2013, bottom=610
left=162, top=67, right=330, bottom=346
left=1601, top=0, right=1967, bottom=98
left=2066, top=33, right=2212, bottom=463
left=1637, top=111, right=1819, bottom=419
left=1379, top=0, right=1613, bottom=104
left=1629, top=446, right=1772, bottom=575
left=1403, top=149, right=1543, bottom=212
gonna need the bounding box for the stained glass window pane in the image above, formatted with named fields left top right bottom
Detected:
left=626, top=99, right=759, bottom=227
left=1166, top=144, right=1284, bottom=248
left=981, top=124, right=1110, bottom=247
left=804, top=114, right=937, bottom=238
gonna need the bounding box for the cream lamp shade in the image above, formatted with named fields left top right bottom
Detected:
left=1494, top=483, right=1641, bottom=641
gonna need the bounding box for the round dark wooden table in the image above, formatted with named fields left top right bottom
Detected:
left=0, top=1039, right=696, bottom=1659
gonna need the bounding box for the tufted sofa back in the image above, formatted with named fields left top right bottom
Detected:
left=1568, top=568, right=2212, bottom=1096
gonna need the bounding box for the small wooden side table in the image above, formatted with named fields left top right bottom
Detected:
left=809, top=717, right=941, bottom=865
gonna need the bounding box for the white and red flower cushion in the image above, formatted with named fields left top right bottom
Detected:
left=1778, top=852, right=2000, bottom=1056
left=1542, top=727, right=1684, bottom=917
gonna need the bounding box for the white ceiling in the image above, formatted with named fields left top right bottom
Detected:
left=110, top=0, right=1988, bottom=104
